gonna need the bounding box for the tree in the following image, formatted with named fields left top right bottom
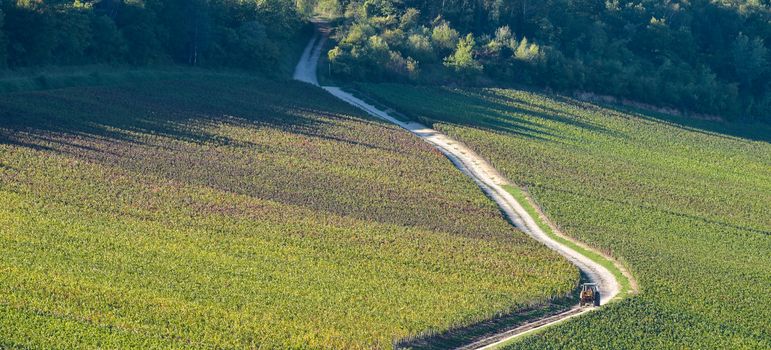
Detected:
left=157, top=0, right=211, bottom=66
left=316, top=0, right=342, bottom=18
left=231, top=20, right=273, bottom=71
left=185, top=0, right=211, bottom=66
left=88, top=15, right=127, bottom=63
left=487, top=25, right=515, bottom=57
left=0, top=7, right=6, bottom=67
left=296, top=0, right=317, bottom=18
left=118, top=5, right=166, bottom=65
left=331, top=0, right=771, bottom=119
left=2, top=2, right=57, bottom=66
left=399, top=7, right=420, bottom=30
left=431, top=20, right=459, bottom=51
left=514, top=36, right=539, bottom=62
left=732, top=33, right=768, bottom=90
left=444, top=33, right=482, bottom=76
left=52, top=9, right=93, bottom=65
left=257, top=0, right=302, bottom=41
left=407, top=33, right=434, bottom=62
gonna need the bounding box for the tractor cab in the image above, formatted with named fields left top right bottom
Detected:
left=579, top=283, right=601, bottom=307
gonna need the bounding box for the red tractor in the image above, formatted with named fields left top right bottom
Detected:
left=579, top=283, right=601, bottom=307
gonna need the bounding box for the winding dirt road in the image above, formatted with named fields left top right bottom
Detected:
left=294, top=29, right=623, bottom=349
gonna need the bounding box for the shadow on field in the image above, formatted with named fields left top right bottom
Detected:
left=1, top=76, right=487, bottom=239
left=546, top=95, right=771, bottom=144
left=393, top=274, right=586, bottom=350
left=396, top=86, right=620, bottom=143
left=0, top=77, right=400, bottom=156
left=465, top=86, right=770, bottom=144
left=472, top=89, right=620, bottom=137
left=381, top=83, right=768, bottom=144
left=394, top=302, right=570, bottom=350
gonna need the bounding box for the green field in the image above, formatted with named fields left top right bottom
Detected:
left=358, top=83, right=771, bottom=349
left=0, top=76, right=577, bottom=349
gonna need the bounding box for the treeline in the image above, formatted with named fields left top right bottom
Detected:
left=327, top=0, right=771, bottom=121
left=0, top=0, right=306, bottom=75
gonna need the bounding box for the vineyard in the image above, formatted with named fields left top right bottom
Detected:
left=0, top=76, right=578, bottom=349
left=358, top=83, right=771, bottom=349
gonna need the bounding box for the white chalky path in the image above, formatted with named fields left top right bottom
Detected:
left=294, top=29, right=623, bottom=349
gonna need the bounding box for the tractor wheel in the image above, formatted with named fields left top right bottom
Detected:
left=594, top=292, right=601, bottom=307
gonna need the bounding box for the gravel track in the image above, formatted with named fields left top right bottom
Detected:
left=293, top=29, right=623, bottom=349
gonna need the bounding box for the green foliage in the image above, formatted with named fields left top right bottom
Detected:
left=443, top=33, right=482, bottom=77
left=3, top=2, right=58, bottom=66
left=316, top=0, right=343, bottom=18
left=0, top=8, right=6, bottom=67
left=400, top=7, right=420, bottom=29
left=296, top=0, right=317, bottom=17
left=328, top=0, right=771, bottom=121
left=0, top=0, right=305, bottom=74
left=431, top=21, right=459, bottom=51
left=407, top=32, right=434, bottom=61
left=486, top=26, right=516, bottom=57
left=0, top=76, right=577, bottom=349
left=88, top=15, right=128, bottom=63
left=53, top=8, right=93, bottom=64
left=359, top=83, right=771, bottom=349
left=732, top=32, right=768, bottom=89
left=296, top=0, right=344, bottom=18
left=513, top=37, right=539, bottom=62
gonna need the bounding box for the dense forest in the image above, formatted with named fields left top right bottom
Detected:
left=325, top=0, right=771, bottom=121
left=0, top=0, right=307, bottom=75
left=0, top=1, right=768, bottom=121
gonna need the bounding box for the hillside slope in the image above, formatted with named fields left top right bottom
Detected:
left=359, top=83, right=771, bottom=349
left=0, top=76, right=577, bottom=349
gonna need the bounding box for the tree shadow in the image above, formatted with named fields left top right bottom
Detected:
left=388, top=86, right=621, bottom=144
left=390, top=83, right=767, bottom=145
left=0, top=79, right=378, bottom=158
left=548, top=94, right=771, bottom=144
left=384, top=90, right=557, bottom=143
left=1, top=77, right=507, bottom=241
left=472, top=89, right=620, bottom=138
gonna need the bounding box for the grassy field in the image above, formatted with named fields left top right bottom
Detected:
left=0, top=75, right=577, bottom=349
left=358, top=83, right=771, bottom=349
left=0, top=65, right=258, bottom=94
